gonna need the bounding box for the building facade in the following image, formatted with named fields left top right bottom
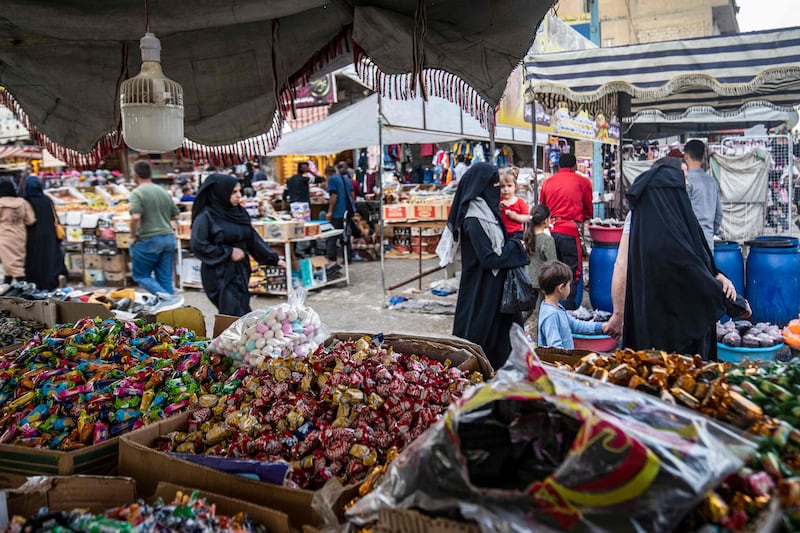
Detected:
left=556, top=0, right=739, bottom=46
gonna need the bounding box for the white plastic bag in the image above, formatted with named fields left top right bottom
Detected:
left=209, top=288, right=328, bottom=367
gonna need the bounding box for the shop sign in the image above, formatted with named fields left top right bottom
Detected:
left=293, top=74, right=337, bottom=108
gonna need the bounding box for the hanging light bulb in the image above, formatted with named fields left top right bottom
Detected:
left=120, top=31, right=184, bottom=153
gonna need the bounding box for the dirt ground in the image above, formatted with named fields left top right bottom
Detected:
left=181, top=257, right=457, bottom=337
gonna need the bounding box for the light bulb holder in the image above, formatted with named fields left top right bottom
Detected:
left=120, top=31, right=184, bottom=153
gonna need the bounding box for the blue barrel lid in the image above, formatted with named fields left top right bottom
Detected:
left=745, top=239, right=796, bottom=249
left=714, top=240, right=741, bottom=249
left=755, top=235, right=800, bottom=248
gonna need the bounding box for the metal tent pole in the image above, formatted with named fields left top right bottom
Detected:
left=531, top=101, right=539, bottom=204
left=378, top=92, right=386, bottom=306
left=489, top=108, right=496, bottom=167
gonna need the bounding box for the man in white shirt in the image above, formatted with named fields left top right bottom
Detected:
left=454, top=155, right=469, bottom=182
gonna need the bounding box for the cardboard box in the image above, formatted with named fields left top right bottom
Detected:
left=299, top=257, right=327, bottom=287
left=181, top=257, right=203, bottom=286
left=0, top=298, right=57, bottom=327
left=326, top=332, right=493, bottom=379
left=65, top=252, right=83, bottom=274
left=66, top=226, right=83, bottom=243
left=152, top=483, right=291, bottom=533
left=115, top=232, right=131, bottom=249
left=535, top=346, right=595, bottom=368
left=105, top=271, right=125, bottom=283
left=6, top=476, right=137, bottom=516
left=56, top=300, right=114, bottom=324
left=119, top=412, right=355, bottom=529
left=155, top=306, right=206, bottom=337
left=84, top=268, right=106, bottom=287
left=383, top=204, right=410, bottom=222
left=84, top=254, right=103, bottom=270
left=409, top=204, right=438, bottom=220
left=304, top=222, right=321, bottom=237
left=102, top=253, right=125, bottom=272
left=0, top=437, right=119, bottom=482
left=261, top=221, right=300, bottom=240
left=374, top=508, right=480, bottom=533
left=178, top=220, right=192, bottom=238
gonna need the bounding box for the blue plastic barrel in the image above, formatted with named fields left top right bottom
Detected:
left=745, top=239, right=800, bottom=326
left=714, top=241, right=745, bottom=297
left=575, top=273, right=585, bottom=309
left=589, top=242, right=619, bottom=312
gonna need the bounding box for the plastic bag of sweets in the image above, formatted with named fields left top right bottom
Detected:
left=209, top=289, right=328, bottom=367
left=348, top=358, right=757, bottom=531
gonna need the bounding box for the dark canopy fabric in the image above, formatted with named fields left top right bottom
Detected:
left=524, top=26, right=800, bottom=134
left=0, top=0, right=555, bottom=166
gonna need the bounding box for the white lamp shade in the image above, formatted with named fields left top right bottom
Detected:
left=121, top=103, right=184, bottom=153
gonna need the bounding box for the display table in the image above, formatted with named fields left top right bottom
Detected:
left=385, top=221, right=447, bottom=291
left=177, top=229, right=349, bottom=296
left=263, top=229, right=349, bottom=296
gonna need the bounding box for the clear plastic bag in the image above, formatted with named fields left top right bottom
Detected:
left=348, top=326, right=757, bottom=532
left=208, top=288, right=329, bottom=367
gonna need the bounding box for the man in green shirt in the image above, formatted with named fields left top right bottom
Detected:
left=129, top=161, right=182, bottom=310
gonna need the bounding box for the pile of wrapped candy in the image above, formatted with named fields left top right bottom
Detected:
left=156, top=336, right=483, bottom=489
left=0, top=317, right=234, bottom=450
left=549, top=348, right=800, bottom=530
left=6, top=489, right=269, bottom=533
left=0, top=311, right=46, bottom=348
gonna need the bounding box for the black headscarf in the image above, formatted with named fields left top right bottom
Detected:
left=623, top=160, right=725, bottom=355
left=23, top=176, right=44, bottom=198
left=445, top=162, right=504, bottom=241
left=0, top=180, right=16, bottom=197
left=191, top=173, right=251, bottom=225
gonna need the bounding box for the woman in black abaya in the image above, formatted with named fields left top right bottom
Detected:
left=439, top=163, right=529, bottom=369
left=22, top=176, right=63, bottom=290
left=623, top=160, right=746, bottom=360
left=190, top=174, right=285, bottom=316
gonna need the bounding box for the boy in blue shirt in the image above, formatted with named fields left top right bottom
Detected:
left=538, top=260, right=608, bottom=348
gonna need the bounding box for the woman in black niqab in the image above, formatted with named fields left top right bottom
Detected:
left=190, top=173, right=283, bottom=316
left=623, top=160, right=734, bottom=359
left=442, top=163, right=529, bottom=369
left=22, top=176, right=63, bottom=290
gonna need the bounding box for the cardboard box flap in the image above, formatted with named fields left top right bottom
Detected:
left=535, top=346, right=596, bottom=368
left=375, top=508, right=480, bottom=533
left=119, top=412, right=356, bottom=529
left=327, top=332, right=494, bottom=379
left=213, top=314, right=239, bottom=338
left=56, top=301, right=114, bottom=324
left=0, top=298, right=57, bottom=328
left=6, top=476, right=137, bottom=517
left=156, top=306, right=207, bottom=337
left=152, top=482, right=290, bottom=533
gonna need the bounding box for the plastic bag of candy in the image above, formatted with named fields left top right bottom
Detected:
left=209, top=288, right=328, bottom=367
left=348, top=329, right=758, bottom=532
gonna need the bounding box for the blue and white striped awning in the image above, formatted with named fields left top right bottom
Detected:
left=524, top=26, right=800, bottom=119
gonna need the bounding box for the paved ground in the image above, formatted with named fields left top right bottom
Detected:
left=181, top=257, right=457, bottom=337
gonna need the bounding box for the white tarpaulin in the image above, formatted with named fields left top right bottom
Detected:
left=269, top=92, right=545, bottom=156
left=710, top=150, right=771, bottom=243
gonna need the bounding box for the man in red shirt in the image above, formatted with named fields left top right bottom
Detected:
left=539, top=153, right=593, bottom=309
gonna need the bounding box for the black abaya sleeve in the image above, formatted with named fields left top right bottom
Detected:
left=462, top=218, right=529, bottom=270
left=247, top=228, right=280, bottom=265
left=190, top=213, right=231, bottom=266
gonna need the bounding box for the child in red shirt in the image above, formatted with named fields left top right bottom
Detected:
left=499, top=170, right=530, bottom=240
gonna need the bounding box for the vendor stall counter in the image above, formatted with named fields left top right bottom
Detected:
left=176, top=230, right=350, bottom=297
left=263, top=229, right=349, bottom=297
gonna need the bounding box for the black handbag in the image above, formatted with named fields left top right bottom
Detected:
left=500, top=266, right=538, bottom=314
